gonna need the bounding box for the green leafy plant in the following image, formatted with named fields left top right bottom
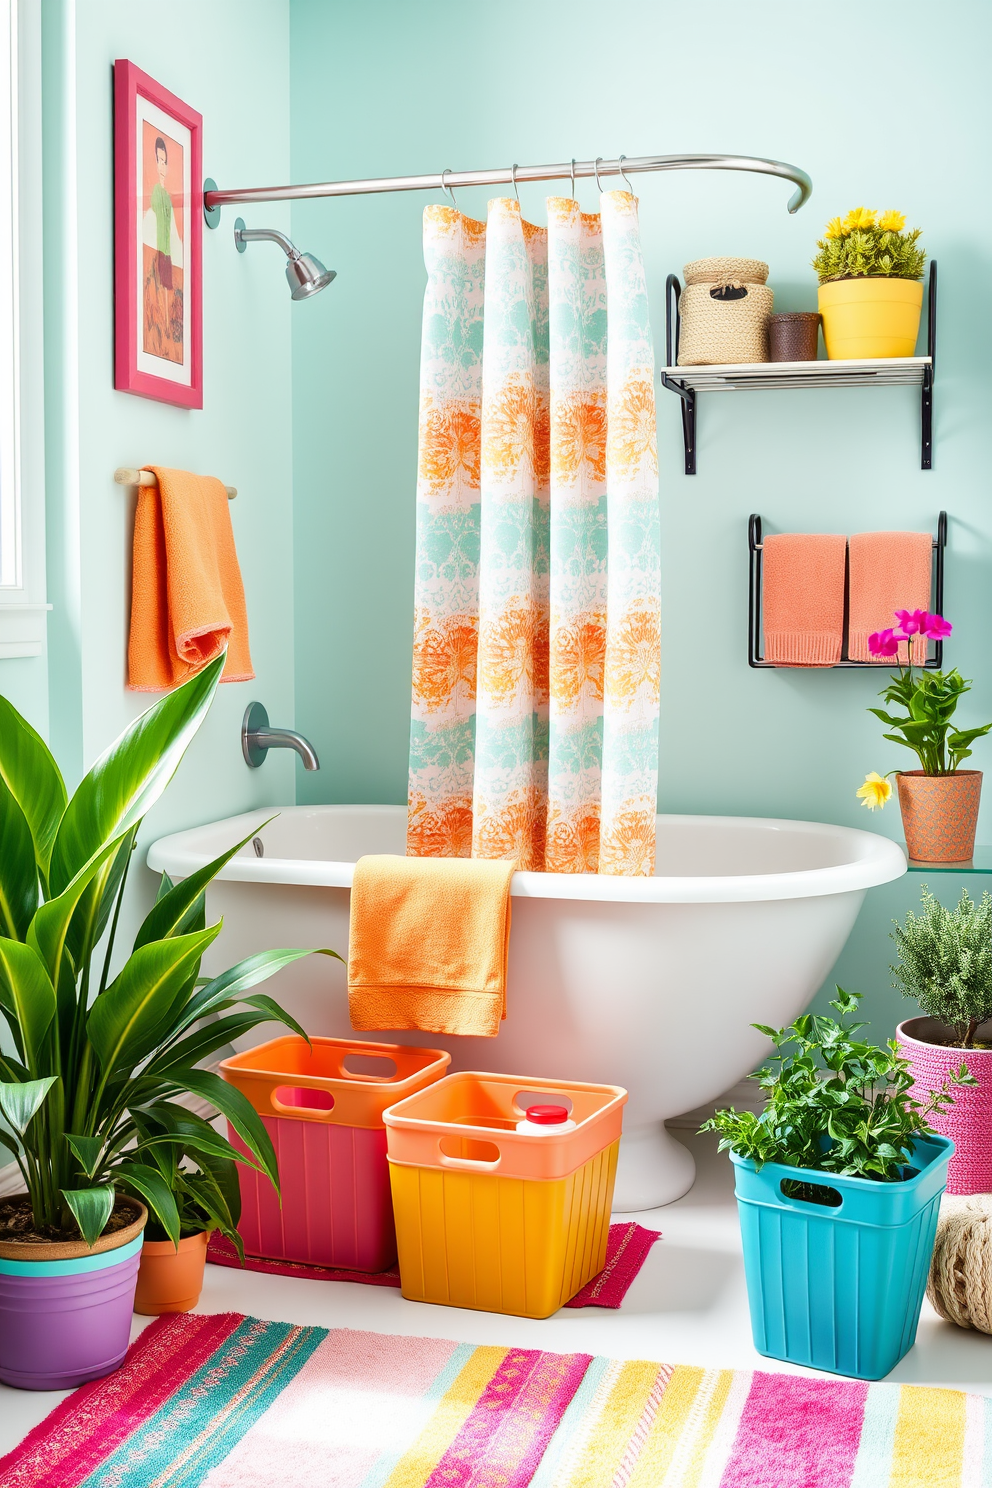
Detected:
left=134, top=1105, right=245, bottom=1253
left=701, top=988, right=973, bottom=1198
left=0, top=653, right=340, bottom=1246
left=812, top=207, right=926, bottom=284
left=891, top=887, right=992, bottom=1048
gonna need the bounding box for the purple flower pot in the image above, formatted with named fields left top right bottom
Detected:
left=0, top=1233, right=143, bottom=1390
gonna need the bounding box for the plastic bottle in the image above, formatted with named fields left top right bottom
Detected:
left=516, top=1103, right=576, bottom=1135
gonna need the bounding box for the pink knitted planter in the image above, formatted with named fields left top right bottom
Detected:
left=897, top=1017, right=992, bottom=1194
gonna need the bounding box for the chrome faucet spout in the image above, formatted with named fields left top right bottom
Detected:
left=242, top=703, right=320, bottom=771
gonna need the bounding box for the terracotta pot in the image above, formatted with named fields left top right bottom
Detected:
left=896, top=770, right=982, bottom=862
left=897, top=1018, right=992, bottom=1194
left=133, top=1230, right=208, bottom=1315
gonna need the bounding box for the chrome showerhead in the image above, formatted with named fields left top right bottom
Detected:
left=234, top=218, right=336, bottom=300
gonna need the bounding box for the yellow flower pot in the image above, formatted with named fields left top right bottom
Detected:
left=817, top=276, right=924, bottom=360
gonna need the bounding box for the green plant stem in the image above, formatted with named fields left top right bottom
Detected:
left=99, top=837, right=135, bottom=996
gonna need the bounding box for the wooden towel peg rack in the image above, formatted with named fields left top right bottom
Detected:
left=114, top=467, right=238, bottom=500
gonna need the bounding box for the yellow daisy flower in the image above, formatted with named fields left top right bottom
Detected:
left=878, top=209, right=906, bottom=233
left=856, top=772, right=892, bottom=811
left=824, top=216, right=846, bottom=240
left=843, top=206, right=877, bottom=232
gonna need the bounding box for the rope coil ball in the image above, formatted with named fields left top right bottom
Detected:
left=927, top=1194, right=992, bottom=1333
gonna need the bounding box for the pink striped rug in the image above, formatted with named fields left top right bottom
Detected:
left=1, top=1312, right=986, bottom=1487
left=206, top=1220, right=661, bottom=1308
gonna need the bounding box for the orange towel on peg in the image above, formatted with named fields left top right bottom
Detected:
left=347, top=854, right=515, bottom=1038
left=847, top=530, right=932, bottom=664
left=761, top=533, right=847, bottom=666
left=127, top=466, right=254, bottom=691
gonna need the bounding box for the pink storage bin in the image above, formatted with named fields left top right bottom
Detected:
left=219, top=1036, right=450, bottom=1272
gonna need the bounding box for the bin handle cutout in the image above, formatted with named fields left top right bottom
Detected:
left=779, top=1177, right=843, bottom=1209
left=341, top=1052, right=399, bottom=1080
left=272, top=1086, right=336, bottom=1117
left=438, top=1135, right=501, bottom=1170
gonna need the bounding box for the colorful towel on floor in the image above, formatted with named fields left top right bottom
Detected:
left=3, top=1313, right=989, bottom=1488
left=205, top=1221, right=661, bottom=1310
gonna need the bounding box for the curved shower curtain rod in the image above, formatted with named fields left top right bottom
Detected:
left=202, top=152, right=813, bottom=222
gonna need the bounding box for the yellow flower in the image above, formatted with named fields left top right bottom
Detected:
left=856, top=772, right=892, bottom=811
left=843, top=206, right=877, bottom=232
left=824, top=216, right=846, bottom=240
left=878, top=209, right=906, bottom=233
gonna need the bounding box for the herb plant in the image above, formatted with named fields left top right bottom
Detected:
left=891, top=887, right=992, bottom=1048
left=0, top=654, right=339, bottom=1247
left=701, top=989, right=973, bottom=1193
left=812, top=207, right=926, bottom=284
left=865, top=610, right=991, bottom=776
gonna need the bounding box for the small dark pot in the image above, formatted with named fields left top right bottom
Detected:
left=768, top=312, right=821, bottom=362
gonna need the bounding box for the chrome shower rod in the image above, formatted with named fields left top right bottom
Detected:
left=203, top=152, right=813, bottom=216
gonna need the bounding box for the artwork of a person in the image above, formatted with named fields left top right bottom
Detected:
left=141, top=125, right=185, bottom=362
left=150, top=136, right=174, bottom=289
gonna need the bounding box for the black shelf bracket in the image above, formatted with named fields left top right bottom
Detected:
left=661, top=260, right=937, bottom=474
left=748, top=510, right=948, bottom=669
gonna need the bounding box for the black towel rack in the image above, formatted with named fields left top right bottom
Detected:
left=747, top=512, right=948, bottom=669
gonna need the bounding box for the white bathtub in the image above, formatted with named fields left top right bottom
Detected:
left=147, top=806, right=905, bottom=1210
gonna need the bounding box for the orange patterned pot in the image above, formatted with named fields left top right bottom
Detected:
left=896, top=770, right=982, bottom=862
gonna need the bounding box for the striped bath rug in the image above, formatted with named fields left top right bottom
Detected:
left=205, top=1221, right=661, bottom=1309
left=2, top=1312, right=989, bottom=1488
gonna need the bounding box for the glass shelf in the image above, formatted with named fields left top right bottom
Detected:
left=905, top=847, right=992, bottom=874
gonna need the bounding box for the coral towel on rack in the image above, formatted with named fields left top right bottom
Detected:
left=407, top=193, right=660, bottom=875
left=761, top=533, right=847, bottom=666
left=127, top=466, right=254, bottom=690
left=848, top=531, right=932, bottom=664
left=347, top=854, right=513, bottom=1037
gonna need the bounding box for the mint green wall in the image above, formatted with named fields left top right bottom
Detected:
left=37, top=0, right=297, bottom=941
left=289, top=0, right=992, bottom=1036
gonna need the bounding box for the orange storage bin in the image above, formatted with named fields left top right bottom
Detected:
left=220, top=1037, right=450, bottom=1272
left=384, top=1071, right=626, bottom=1318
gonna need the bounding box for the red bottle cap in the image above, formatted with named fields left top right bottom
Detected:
left=524, top=1104, right=570, bottom=1125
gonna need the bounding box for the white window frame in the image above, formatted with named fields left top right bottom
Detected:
left=0, top=0, right=48, bottom=658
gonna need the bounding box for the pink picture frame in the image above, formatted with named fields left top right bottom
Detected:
left=114, top=60, right=203, bottom=408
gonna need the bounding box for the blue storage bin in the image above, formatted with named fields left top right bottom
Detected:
left=731, top=1133, right=953, bottom=1381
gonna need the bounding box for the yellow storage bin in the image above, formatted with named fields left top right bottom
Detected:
left=384, top=1071, right=626, bottom=1319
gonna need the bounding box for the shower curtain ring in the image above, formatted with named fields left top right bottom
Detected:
left=618, top=154, right=634, bottom=192
left=594, top=157, right=605, bottom=193
left=510, top=163, right=520, bottom=201
left=570, top=158, right=577, bottom=200
left=441, top=169, right=458, bottom=207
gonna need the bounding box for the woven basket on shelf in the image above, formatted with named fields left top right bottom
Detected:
left=677, top=257, right=773, bottom=366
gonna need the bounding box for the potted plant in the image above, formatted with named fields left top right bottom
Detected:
left=0, top=654, right=335, bottom=1389
left=813, top=207, right=926, bottom=359
left=892, top=886, right=992, bottom=1195
left=857, top=609, right=991, bottom=862
left=132, top=1112, right=246, bottom=1316
left=701, top=989, right=970, bottom=1380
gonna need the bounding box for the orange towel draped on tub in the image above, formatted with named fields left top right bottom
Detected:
left=848, top=530, right=932, bottom=664
left=128, top=466, right=254, bottom=691
left=761, top=533, right=847, bottom=667
left=347, top=855, right=515, bottom=1038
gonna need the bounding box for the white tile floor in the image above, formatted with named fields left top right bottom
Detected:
left=2, top=1130, right=991, bottom=1457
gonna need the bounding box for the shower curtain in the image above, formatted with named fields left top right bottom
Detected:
left=407, top=192, right=659, bottom=875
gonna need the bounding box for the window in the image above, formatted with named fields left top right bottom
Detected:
left=0, top=0, right=19, bottom=590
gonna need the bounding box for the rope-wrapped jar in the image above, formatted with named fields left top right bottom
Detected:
left=927, top=1194, right=992, bottom=1333
left=677, top=257, right=773, bottom=366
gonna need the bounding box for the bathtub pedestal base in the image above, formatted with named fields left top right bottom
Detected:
left=613, top=1123, right=696, bottom=1211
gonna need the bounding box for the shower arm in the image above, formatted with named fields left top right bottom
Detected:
left=233, top=224, right=299, bottom=258
left=204, top=151, right=812, bottom=220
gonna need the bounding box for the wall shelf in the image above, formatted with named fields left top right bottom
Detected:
left=906, top=848, right=992, bottom=874
left=660, top=261, right=937, bottom=474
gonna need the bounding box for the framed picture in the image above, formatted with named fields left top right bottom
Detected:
left=113, top=60, right=202, bottom=408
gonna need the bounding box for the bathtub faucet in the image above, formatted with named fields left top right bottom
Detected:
left=241, top=702, right=320, bottom=771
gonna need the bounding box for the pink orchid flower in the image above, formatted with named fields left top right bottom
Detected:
left=893, top=608, right=927, bottom=636
left=921, top=612, right=952, bottom=639
left=868, top=628, right=902, bottom=657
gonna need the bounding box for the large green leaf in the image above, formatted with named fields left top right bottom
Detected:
left=0, top=941, right=57, bottom=1071
left=145, top=1008, right=301, bottom=1077
left=178, top=1068, right=280, bottom=1189
left=49, top=654, right=224, bottom=895
left=133, top=1101, right=261, bottom=1170
left=86, top=924, right=221, bottom=1075
left=135, top=820, right=276, bottom=952
left=178, top=948, right=339, bottom=1035
left=28, top=832, right=134, bottom=987
left=0, top=1075, right=56, bottom=1135
left=62, top=1185, right=114, bottom=1247
left=115, top=1160, right=180, bottom=1245
left=0, top=695, right=67, bottom=885
left=0, top=775, right=39, bottom=940
left=65, top=1132, right=105, bottom=1180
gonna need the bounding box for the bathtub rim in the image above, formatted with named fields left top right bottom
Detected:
left=146, top=805, right=906, bottom=905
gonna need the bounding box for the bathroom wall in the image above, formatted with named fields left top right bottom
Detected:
left=35, top=0, right=297, bottom=938
left=289, top=0, right=992, bottom=1034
